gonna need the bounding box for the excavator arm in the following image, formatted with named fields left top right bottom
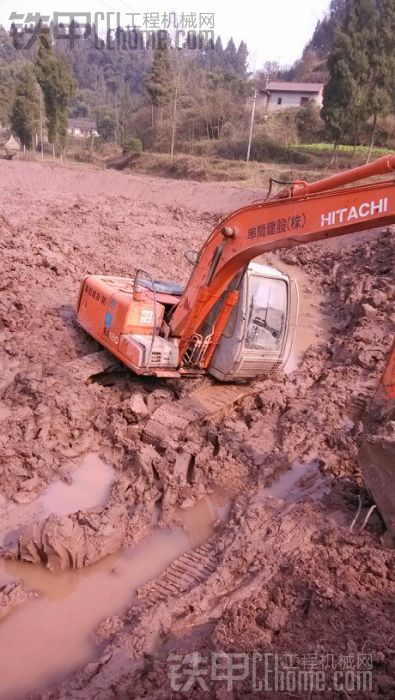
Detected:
left=170, top=155, right=395, bottom=372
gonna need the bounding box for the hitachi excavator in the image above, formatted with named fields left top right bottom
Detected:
left=77, top=155, right=395, bottom=534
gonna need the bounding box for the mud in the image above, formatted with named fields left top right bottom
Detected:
left=0, top=580, right=35, bottom=620
left=0, top=487, right=226, bottom=699
left=0, top=160, right=394, bottom=699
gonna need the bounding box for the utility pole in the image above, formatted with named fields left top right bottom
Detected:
left=170, top=53, right=180, bottom=165
left=246, top=88, right=258, bottom=162
left=115, top=84, right=119, bottom=148
left=39, top=87, right=44, bottom=161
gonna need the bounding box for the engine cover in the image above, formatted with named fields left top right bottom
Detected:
left=77, top=275, right=180, bottom=372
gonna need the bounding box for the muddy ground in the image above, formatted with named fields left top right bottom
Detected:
left=0, top=159, right=394, bottom=699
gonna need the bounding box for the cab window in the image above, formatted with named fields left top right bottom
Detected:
left=245, top=276, right=287, bottom=351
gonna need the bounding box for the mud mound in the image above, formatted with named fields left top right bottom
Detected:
left=0, top=581, right=35, bottom=619
left=6, top=506, right=128, bottom=571
left=105, top=152, right=141, bottom=171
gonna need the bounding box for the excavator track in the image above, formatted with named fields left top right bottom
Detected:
left=55, top=352, right=271, bottom=456
left=143, top=380, right=267, bottom=444
left=53, top=350, right=119, bottom=382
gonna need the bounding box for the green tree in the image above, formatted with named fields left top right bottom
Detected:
left=235, top=41, right=249, bottom=78
left=34, top=31, right=77, bottom=150
left=224, top=38, right=237, bottom=73
left=322, top=0, right=395, bottom=158
left=96, top=109, right=116, bottom=141
left=0, top=64, right=18, bottom=126
left=11, top=63, right=40, bottom=149
left=145, top=39, right=174, bottom=109
left=322, top=0, right=373, bottom=156
left=365, top=0, right=395, bottom=159
left=119, top=86, right=135, bottom=144
left=306, top=0, right=347, bottom=57
left=321, top=26, right=356, bottom=153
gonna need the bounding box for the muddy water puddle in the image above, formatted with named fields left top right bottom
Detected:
left=0, top=465, right=228, bottom=699
left=264, top=459, right=330, bottom=503
left=0, top=529, right=190, bottom=699
left=179, top=488, right=230, bottom=548
left=0, top=453, right=115, bottom=547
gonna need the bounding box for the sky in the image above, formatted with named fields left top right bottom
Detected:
left=0, top=0, right=330, bottom=69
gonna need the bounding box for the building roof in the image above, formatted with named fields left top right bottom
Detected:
left=266, top=81, right=324, bottom=94
left=68, top=118, right=97, bottom=130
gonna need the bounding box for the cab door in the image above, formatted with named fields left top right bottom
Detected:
left=209, top=270, right=297, bottom=381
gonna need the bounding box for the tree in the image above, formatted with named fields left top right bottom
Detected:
left=322, top=0, right=373, bottom=156
left=96, top=109, right=116, bottom=141
left=255, top=61, right=285, bottom=89
left=306, top=0, right=347, bottom=57
left=224, top=38, right=237, bottom=73
left=296, top=102, right=325, bottom=142
left=0, top=64, right=18, bottom=126
left=321, top=27, right=355, bottom=153
left=365, top=0, right=395, bottom=160
left=145, top=38, right=174, bottom=110
left=11, top=63, right=40, bottom=149
left=214, top=36, right=224, bottom=67
left=119, top=86, right=135, bottom=144
left=34, top=31, right=76, bottom=151
left=69, top=89, right=90, bottom=118
left=235, top=41, right=249, bottom=79
left=322, top=0, right=395, bottom=158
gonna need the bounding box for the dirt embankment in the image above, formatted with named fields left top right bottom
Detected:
left=0, top=160, right=394, bottom=699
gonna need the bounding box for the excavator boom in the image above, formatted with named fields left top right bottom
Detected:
left=170, top=156, right=395, bottom=362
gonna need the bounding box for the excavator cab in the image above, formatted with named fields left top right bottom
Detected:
left=208, top=262, right=298, bottom=380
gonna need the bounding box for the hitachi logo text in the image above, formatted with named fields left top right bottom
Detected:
left=320, top=198, right=388, bottom=227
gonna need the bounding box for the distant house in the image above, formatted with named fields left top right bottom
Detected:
left=67, top=119, right=99, bottom=139
left=261, top=82, right=325, bottom=112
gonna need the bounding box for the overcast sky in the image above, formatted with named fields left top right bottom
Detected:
left=0, top=0, right=330, bottom=69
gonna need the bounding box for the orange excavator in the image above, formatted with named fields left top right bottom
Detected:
left=76, top=155, right=395, bottom=532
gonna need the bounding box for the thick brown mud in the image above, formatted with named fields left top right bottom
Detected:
left=0, top=161, right=394, bottom=699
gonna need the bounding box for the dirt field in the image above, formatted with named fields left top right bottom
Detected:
left=0, top=159, right=394, bottom=699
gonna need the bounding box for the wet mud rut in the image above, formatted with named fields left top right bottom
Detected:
left=0, top=161, right=394, bottom=699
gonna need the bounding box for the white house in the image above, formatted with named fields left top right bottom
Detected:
left=67, top=119, right=99, bottom=139
left=263, top=82, right=325, bottom=112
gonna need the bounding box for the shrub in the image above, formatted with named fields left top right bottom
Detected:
left=295, top=102, right=325, bottom=143
left=216, top=136, right=310, bottom=164
left=123, top=137, right=143, bottom=154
